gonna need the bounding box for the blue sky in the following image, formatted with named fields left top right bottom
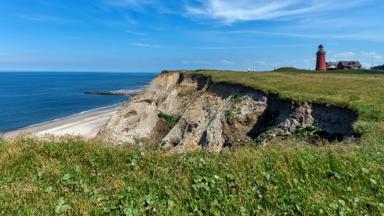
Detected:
left=0, top=0, right=383, bottom=72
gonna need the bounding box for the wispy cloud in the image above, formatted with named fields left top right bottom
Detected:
left=219, top=59, right=234, bottom=65
left=332, top=52, right=356, bottom=59
left=192, top=43, right=312, bottom=50
left=186, top=0, right=367, bottom=24
left=197, top=29, right=384, bottom=42
left=129, top=42, right=161, bottom=48
left=15, top=14, right=60, bottom=22
left=103, top=0, right=151, bottom=8
left=125, top=30, right=146, bottom=36
left=99, top=0, right=153, bottom=26
left=361, top=51, right=383, bottom=60
left=180, top=58, right=235, bottom=66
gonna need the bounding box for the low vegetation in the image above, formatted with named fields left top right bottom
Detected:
left=1, top=137, right=383, bottom=215
left=371, top=64, right=384, bottom=71
left=158, top=112, right=179, bottom=127
left=272, top=67, right=311, bottom=73
left=1, top=69, right=384, bottom=215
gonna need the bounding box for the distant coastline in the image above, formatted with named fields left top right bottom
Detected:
left=83, top=88, right=144, bottom=96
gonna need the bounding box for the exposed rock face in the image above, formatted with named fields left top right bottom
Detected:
left=98, top=72, right=357, bottom=152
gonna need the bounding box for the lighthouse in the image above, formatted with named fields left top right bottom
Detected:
left=316, top=44, right=327, bottom=71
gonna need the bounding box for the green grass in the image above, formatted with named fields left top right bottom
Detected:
left=272, top=67, right=378, bottom=74
left=188, top=69, right=384, bottom=123
left=1, top=137, right=383, bottom=215
left=1, top=69, right=384, bottom=215
left=272, top=67, right=311, bottom=73
left=158, top=112, right=179, bottom=127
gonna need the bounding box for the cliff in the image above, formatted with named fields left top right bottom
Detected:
left=98, top=72, right=357, bottom=153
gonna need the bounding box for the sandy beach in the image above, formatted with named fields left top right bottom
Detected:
left=3, top=106, right=119, bottom=140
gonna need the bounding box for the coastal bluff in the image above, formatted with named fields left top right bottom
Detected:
left=98, top=71, right=357, bottom=153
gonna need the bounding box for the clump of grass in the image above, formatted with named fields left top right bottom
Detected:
left=294, top=126, right=321, bottom=138
left=158, top=112, right=179, bottom=127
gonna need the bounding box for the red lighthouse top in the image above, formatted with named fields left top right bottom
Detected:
left=317, top=44, right=325, bottom=54
left=316, top=44, right=327, bottom=71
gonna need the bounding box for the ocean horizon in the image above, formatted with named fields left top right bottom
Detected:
left=0, top=72, right=157, bottom=132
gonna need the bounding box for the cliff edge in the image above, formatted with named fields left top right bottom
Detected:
left=98, top=72, right=357, bottom=153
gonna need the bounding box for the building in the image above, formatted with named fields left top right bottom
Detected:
left=316, top=44, right=327, bottom=71
left=326, top=61, right=362, bottom=70
left=336, top=61, right=362, bottom=70
left=326, top=61, right=338, bottom=70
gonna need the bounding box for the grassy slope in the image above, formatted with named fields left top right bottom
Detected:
left=191, top=70, right=384, bottom=122
left=1, top=70, right=384, bottom=215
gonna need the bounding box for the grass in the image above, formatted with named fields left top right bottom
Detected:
left=1, top=137, right=383, bottom=215
left=1, top=69, right=384, bottom=215
left=158, top=112, right=179, bottom=127
left=188, top=69, right=384, bottom=123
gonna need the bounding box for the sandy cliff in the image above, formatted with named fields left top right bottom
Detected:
left=98, top=72, right=357, bottom=153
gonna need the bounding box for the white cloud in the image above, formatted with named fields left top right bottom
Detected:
left=129, top=43, right=161, bottom=48
left=219, top=59, right=234, bottom=65
left=125, top=30, right=146, bottom=36
left=186, top=0, right=366, bottom=24
left=359, top=51, right=383, bottom=68
left=193, top=29, right=384, bottom=42
left=332, top=52, right=356, bottom=59
left=361, top=51, right=383, bottom=60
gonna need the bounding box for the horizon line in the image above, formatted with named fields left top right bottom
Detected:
left=0, top=70, right=159, bottom=73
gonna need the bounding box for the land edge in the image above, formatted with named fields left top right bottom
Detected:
left=98, top=71, right=359, bottom=153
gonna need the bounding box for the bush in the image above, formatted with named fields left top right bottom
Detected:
left=371, top=64, right=384, bottom=70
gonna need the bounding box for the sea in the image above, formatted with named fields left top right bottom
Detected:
left=0, top=72, right=157, bottom=132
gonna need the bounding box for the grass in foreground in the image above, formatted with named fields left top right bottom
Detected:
left=0, top=137, right=383, bottom=215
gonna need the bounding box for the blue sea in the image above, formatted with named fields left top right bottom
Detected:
left=0, top=72, right=157, bottom=132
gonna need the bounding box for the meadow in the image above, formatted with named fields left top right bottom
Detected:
left=1, top=69, right=384, bottom=215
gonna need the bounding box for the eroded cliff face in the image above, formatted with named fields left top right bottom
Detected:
left=98, top=72, right=357, bottom=153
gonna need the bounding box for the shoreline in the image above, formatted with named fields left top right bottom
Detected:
left=2, top=105, right=121, bottom=140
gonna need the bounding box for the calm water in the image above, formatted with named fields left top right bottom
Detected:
left=0, top=72, right=157, bottom=132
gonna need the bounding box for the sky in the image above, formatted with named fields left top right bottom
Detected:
left=0, top=0, right=383, bottom=72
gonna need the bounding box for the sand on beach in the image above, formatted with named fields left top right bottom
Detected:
left=3, top=106, right=119, bottom=140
